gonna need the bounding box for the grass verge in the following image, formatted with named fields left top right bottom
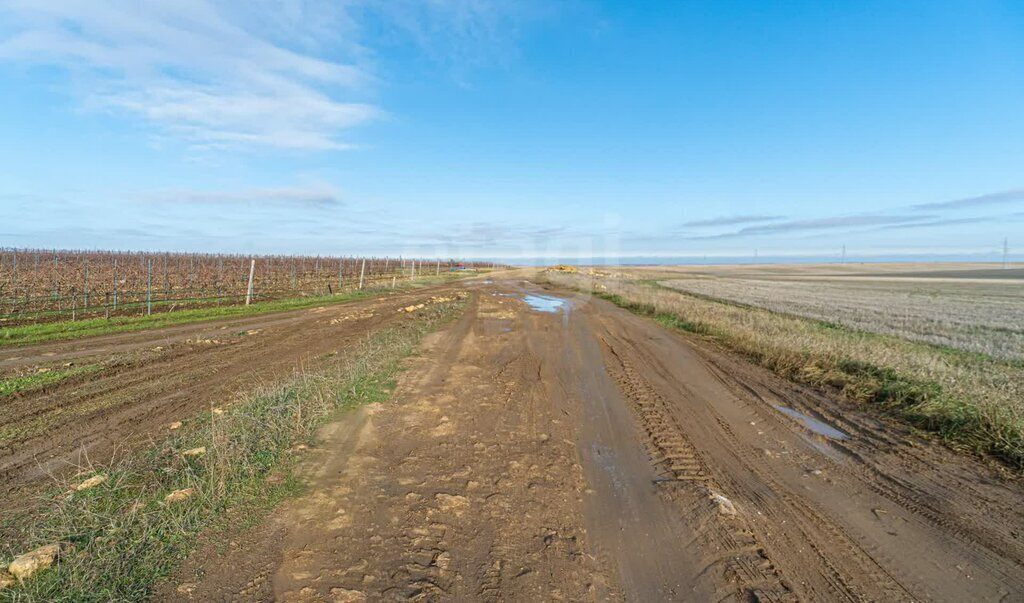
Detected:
left=544, top=271, right=1024, bottom=469
left=0, top=299, right=465, bottom=601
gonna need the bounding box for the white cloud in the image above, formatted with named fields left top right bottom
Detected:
left=0, top=0, right=540, bottom=151
left=141, top=184, right=344, bottom=205
left=0, top=0, right=377, bottom=150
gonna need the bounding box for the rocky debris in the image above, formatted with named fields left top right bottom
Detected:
left=182, top=447, right=207, bottom=458
left=8, top=543, right=61, bottom=581
left=187, top=338, right=225, bottom=345
left=164, top=487, right=196, bottom=503
left=329, top=586, right=367, bottom=602
left=168, top=421, right=183, bottom=430
left=710, top=492, right=737, bottom=517
left=245, top=329, right=262, bottom=336
left=434, top=493, right=469, bottom=516
left=176, top=582, right=198, bottom=595
left=73, top=474, right=108, bottom=491
left=330, top=312, right=375, bottom=324
left=211, top=407, right=225, bottom=415
left=399, top=293, right=467, bottom=313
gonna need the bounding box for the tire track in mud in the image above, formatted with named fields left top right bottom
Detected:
left=587, top=292, right=1024, bottom=602
left=688, top=343, right=1024, bottom=598
left=599, top=338, right=797, bottom=602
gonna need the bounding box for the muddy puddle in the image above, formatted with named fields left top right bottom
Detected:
left=521, top=294, right=566, bottom=313
left=774, top=405, right=849, bottom=440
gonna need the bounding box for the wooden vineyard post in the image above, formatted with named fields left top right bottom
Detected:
left=338, top=260, right=343, bottom=292
left=245, top=259, right=256, bottom=305
left=9, top=251, right=15, bottom=315
left=411, top=260, right=416, bottom=280
left=436, top=260, right=440, bottom=276
left=113, top=258, right=118, bottom=310
left=147, top=258, right=152, bottom=316
left=392, top=276, right=396, bottom=289
left=359, top=259, right=366, bottom=290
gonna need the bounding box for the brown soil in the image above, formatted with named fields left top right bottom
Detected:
left=0, top=285, right=467, bottom=495
left=154, top=279, right=1023, bottom=602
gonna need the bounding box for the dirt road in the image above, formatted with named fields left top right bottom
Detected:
left=0, top=285, right=467, bottom=494
left=161, top=279, right=1024, bottom=602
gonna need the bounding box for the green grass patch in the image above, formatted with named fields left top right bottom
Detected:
left=0, top=300, right=465, bottom=601
left=0, top=365, right=103, bottom=397
left=0, top=291, right=381, bottom=349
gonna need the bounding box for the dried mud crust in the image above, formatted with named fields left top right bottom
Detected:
left=0, top=285, right=469, bottom=494
left=158, top=279, right=1021, bottom=602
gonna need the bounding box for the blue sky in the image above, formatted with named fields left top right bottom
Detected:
left=1, top=0, right=1023, bottom=261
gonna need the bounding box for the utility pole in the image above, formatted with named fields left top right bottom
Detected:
left=1004, top=237, right=1010, bottom=269
left=841, top=244, right=846, bottom=264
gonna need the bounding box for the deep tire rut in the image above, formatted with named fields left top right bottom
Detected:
left=600, top=337, right=796, bottom=602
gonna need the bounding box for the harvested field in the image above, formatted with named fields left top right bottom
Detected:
left=660, top=273, right=1024, bottom=360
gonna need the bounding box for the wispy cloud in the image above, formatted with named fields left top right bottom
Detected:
left=872, top=216, right=995, bottom=231
left=0, top=1, right=528, bottom=151
left=688, top=214, right=935, bottom=239
left=140, top=184, right=343, bottom=206
left=0, top=1, right=529, bottom=152
left=681, top=214, right=784, bottom=228
left=0, top=1, right=376, bottom=151
left=912, top=188, right=1024, bottom=211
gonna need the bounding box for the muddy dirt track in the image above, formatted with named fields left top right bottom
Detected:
left=0, top=284, right=468, bottom=495
left=147, top=278, right=1024, bottom=602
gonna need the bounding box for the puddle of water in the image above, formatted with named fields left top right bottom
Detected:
left=774, top=405, right=849, bottom=440
left=521, top=294, right=566, bottom=313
